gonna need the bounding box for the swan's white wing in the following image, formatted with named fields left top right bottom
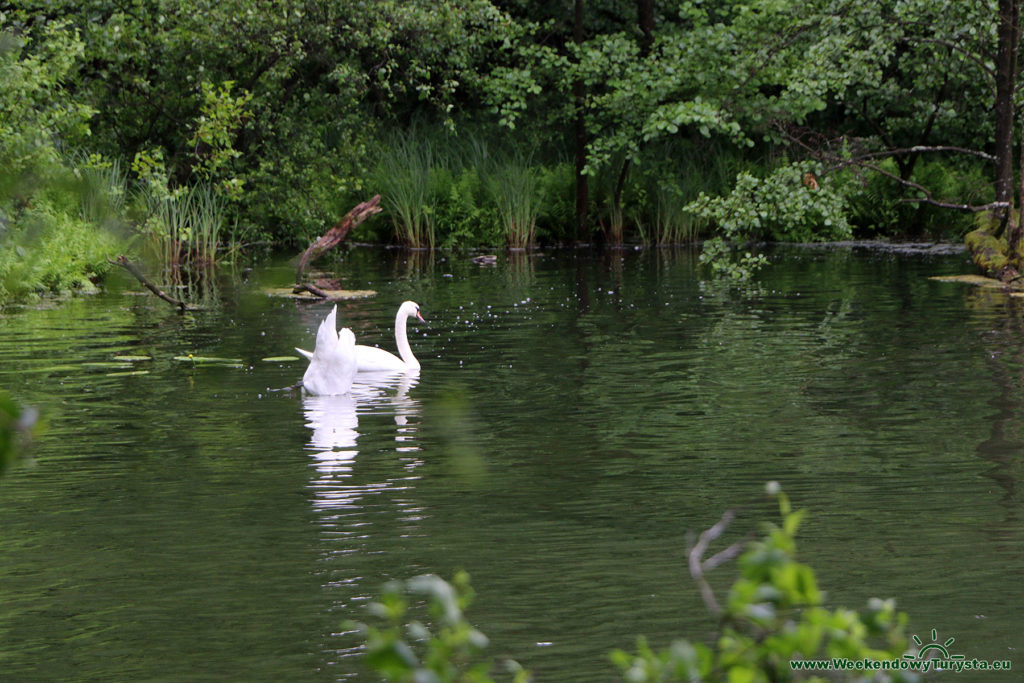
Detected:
left=295, top=347, right=314, bottom=361
left=302, top=308, right=358, bottom=395
left=355, top=345, right=407, bottom=373
left=314, top=305, right=340, bottom=355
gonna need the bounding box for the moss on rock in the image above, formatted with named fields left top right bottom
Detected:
left=965, top=228, right=1010, bottom=276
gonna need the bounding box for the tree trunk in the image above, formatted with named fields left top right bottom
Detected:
left=967, top=0, right=1021, bottom=280
left=574, top=0, right=589, bottom=242
left=602, top=0, right=653, bottom=245
left=637, top=0, right=654, bottom=56
left=994, top=0, right=1019, bottom=251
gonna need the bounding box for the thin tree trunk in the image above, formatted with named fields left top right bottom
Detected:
left=994, top=0, right=1019, bottom=252
left=574, top=0, right=589, bottom=242
left=637, top=0, right=654, bottom=56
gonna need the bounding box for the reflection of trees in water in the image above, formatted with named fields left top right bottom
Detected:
left=973, top=295, right=1024, bottom=530
left=388, top=249, right=435, bottom=280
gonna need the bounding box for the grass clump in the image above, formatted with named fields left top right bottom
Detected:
left=376, top=132, right=438, bottom=249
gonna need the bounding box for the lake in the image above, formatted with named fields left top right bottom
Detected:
left=0, top=245, right=1021, bottom=680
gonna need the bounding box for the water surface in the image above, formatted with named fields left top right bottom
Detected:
left=1, top=246, right=1021, bottom=680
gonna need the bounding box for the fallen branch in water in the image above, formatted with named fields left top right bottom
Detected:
left=107, top=255, right=198, bottom=312
left=292, top=282, right=331, bottom=299
left=296, top=194, right=382, bottom=282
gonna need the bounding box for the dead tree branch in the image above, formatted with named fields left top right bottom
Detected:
left=296, top=194, right=382, bottom=282
left=687, top=508, right=746, bottom=616
left=107, top=255, right=197, bottom=312
left=292, top=283, right=331, bottom=299
left=776, top=125, right=1005, bottom=213
left=853, top=161, right=1009, bottom=213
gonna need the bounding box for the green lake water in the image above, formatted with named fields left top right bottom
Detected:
left=1, top=245, right=1021, bottom=680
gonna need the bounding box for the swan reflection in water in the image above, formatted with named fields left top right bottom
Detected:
left=302, top=373, right=422, bottom=511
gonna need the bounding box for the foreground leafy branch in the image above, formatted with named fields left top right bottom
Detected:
left=346, top=571, right=529, bottom=683
left=612, top=482, right=917, bottom=682
left=354, top=484, right=918, bottom=682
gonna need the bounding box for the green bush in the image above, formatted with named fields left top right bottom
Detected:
left=687, top=162, right=852, bottom=244
left=347, top=570, right=529, bottom=683
left=0, top=203, right=120, bottom=300
left=612, top=483, right=916, bottom=682
left=434, top=167, right=502, bottom=249
left=534, top=162, right=576, bottom=243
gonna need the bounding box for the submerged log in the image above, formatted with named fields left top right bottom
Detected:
left=296, top=195, right=382, bottom=282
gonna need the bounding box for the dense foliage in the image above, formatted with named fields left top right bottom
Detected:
left=1, top=0, right=1020, bottom=298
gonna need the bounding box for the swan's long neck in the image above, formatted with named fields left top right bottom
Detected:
left=395, top=309, right=420, bottom=369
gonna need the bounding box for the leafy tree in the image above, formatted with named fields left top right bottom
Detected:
left=0, top=18, right=94, bottom=180
left=40, top=0, right=523, bottom=243
left=0, top=17, right=124, bottom=301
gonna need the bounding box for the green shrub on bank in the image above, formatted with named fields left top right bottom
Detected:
left=688, top=162, right=852, bottom=244
left=354, top=484, right=917, bottom=682
left=0, top=20, right=133, bottom=304
left=0, top=198, right=121, bottom=301
left=434, top=167, right=502, bottom=249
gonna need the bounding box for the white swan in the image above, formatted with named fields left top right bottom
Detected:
left=297, top=301, right=425, bottom=373
left=299, top=305, right=357, bottom=395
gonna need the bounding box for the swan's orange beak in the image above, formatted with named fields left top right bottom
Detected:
left=415, top=310, right=426, bottom=322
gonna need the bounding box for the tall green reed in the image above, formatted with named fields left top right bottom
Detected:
left=376, top=133, right=437, bottom=248
left=485, top=151, right=541, bottom=249
left=140, top=183, right=224, bottom=268
left=641, top=141, right=746, bottom=244
left=651, top=180, right=699, bottom=244
left=76, top=156, right=127, bottom=226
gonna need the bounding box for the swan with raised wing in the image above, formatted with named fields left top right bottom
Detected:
left=298, top=301, right=425, bottom=373
left=299, top=305, right=357, bottom=395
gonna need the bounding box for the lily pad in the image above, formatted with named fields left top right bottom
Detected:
left=82, top=361, right=134, bottom=369
left=264, top=287, right=376, bottom=300
left=929, top=274, right=1009, bottom=289
left=105, top=370, right=151, bottom=377
left=262, top=356, right=300, bottom=362
left=113, top=355, right=153, bottom=362
left=173, top=355, right=245, bottom=365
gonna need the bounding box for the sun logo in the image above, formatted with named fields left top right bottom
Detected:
left=903, top=628, right=965, bottom=662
